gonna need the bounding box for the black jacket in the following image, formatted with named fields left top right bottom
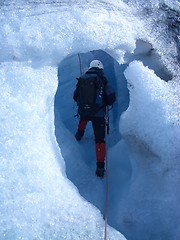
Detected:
left=73, top=67, right=116, bottom=117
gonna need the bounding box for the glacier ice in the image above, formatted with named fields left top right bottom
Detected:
left=0, top=0, right=180, bottom=239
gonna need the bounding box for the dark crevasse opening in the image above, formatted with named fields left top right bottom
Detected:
left=54, top=40, right=173, bottom=238
left=54, top=49, right=131, bottom=232
left=124, top=39, right=173, bottom=81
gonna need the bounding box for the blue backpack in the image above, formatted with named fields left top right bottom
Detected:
left=76, top=73, right=104, bottom=118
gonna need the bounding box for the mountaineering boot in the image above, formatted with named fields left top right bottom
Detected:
left=96, top=162, right=105, bottom=178
left=75, top=129, right=84, bottom=141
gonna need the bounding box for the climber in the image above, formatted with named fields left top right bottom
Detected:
left=73, top=60, right=116, bottom=178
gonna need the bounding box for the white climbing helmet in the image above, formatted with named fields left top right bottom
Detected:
left=89, top=60, right=104, bottom=69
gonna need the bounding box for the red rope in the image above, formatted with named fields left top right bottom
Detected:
left=104, top=127, right=109, bottom=240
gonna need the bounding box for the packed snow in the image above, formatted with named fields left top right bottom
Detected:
left=0, top=0, right=179, bottom=240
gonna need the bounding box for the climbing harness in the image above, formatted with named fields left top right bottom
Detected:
left=104, top=107, right=110, bottom=240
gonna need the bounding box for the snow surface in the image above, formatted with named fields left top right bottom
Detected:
left=0, top=0, right=180, bottom=240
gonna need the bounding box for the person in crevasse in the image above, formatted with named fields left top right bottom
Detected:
left=73, top=60, right=116, bottom=178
